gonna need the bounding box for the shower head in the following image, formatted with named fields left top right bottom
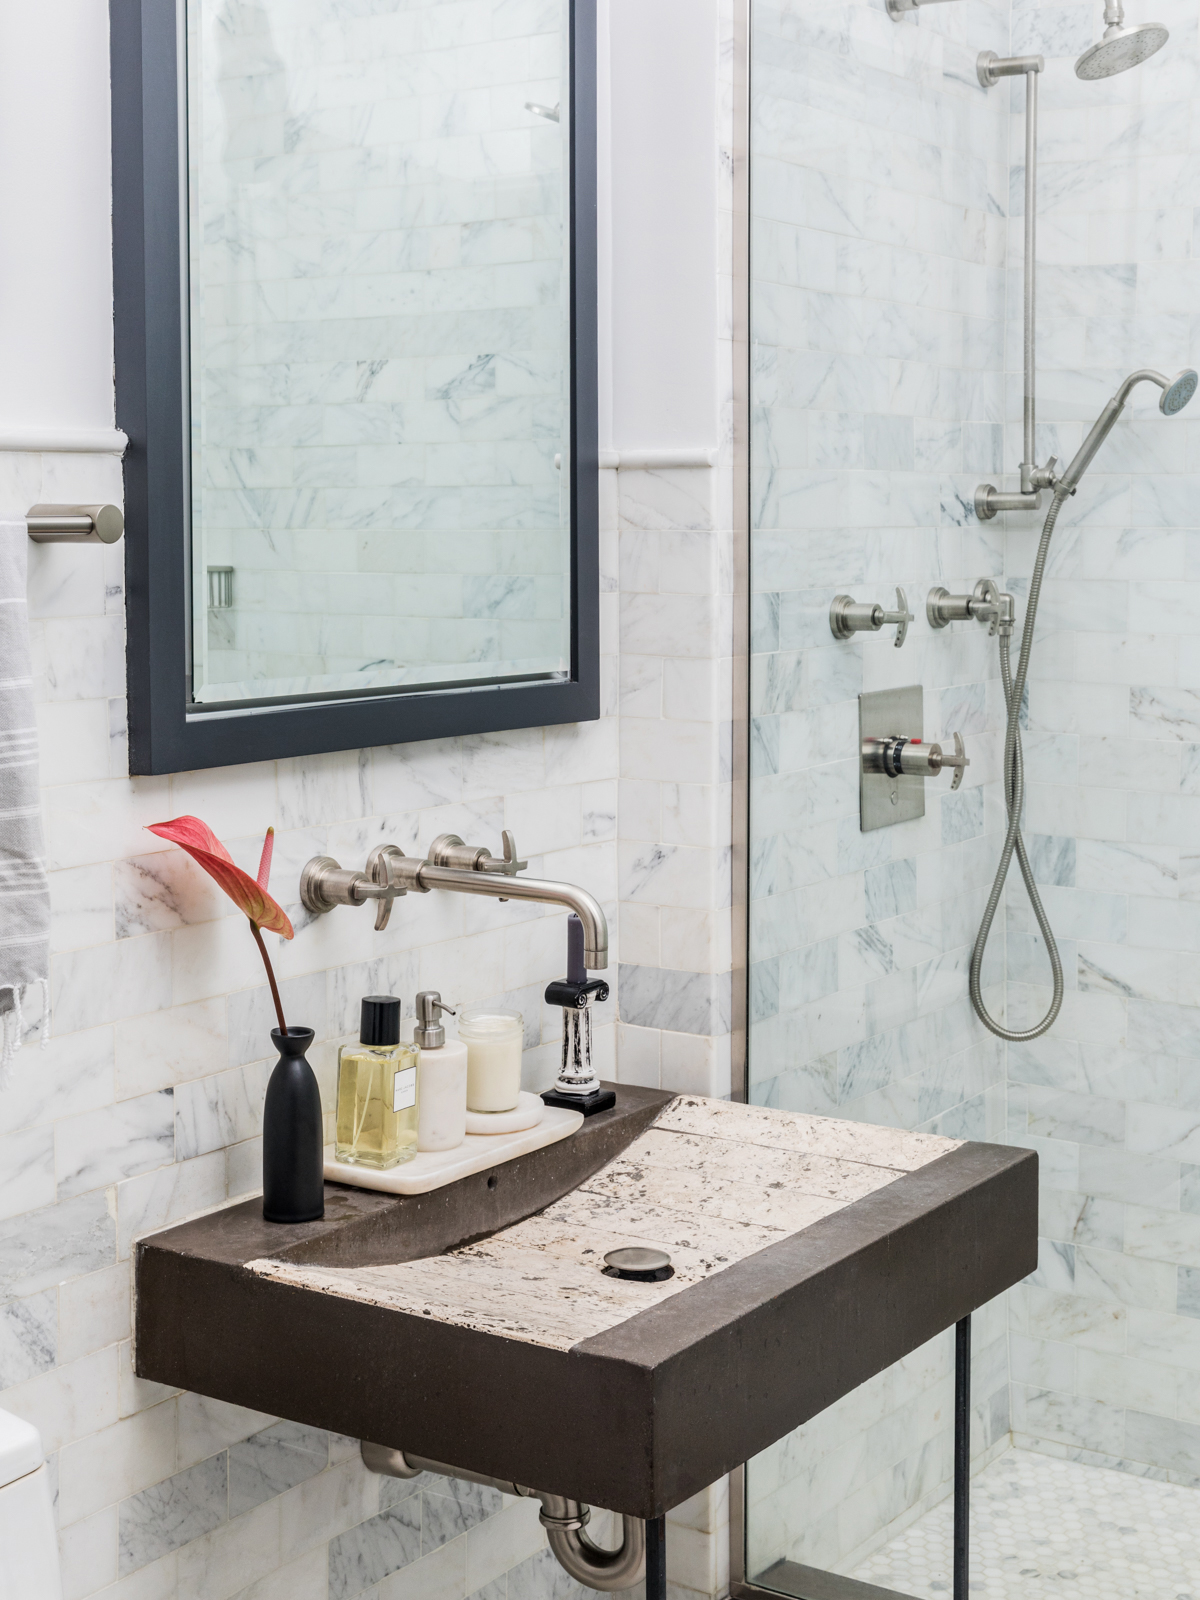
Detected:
left=1060, top=369, right=1197, bottom=492
left=1075, top=0, right=1167, bottom=77
left=1160, top=368, right=1198, bottom=414
left=1076, top=21, right=1169, bottom=77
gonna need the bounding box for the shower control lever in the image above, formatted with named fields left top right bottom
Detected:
left=862, top=732, right=969, bottom=791
left=829, top=587, right=913, bottom=647
left=927, top=578, right=1015, bottom=637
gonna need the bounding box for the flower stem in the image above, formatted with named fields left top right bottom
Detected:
left=250, top=920, right=288, bottom=1035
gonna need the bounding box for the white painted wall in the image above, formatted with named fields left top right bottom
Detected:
left=0, top=0, right=723, bottom=451
left=607, top=0, right=720, bottom=451
left=0, top=0, right=115, bottom=434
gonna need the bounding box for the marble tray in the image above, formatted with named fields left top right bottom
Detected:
left=322, top=1102, right=583, bottom=1195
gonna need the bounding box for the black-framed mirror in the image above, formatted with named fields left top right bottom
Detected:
left=111, top=0, right=598, bottom=775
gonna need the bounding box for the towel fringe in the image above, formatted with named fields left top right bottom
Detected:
left=0, top=978, right=50, bottom=1089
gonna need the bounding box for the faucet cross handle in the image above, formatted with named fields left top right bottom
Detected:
left=365, top=844, right=408, bottom=932
left=944, top=732, right=969, bottom=791
left=426, top=829, right=528, bottom=903
left=829, top=587, right=913, bottom=647
left=882, top=587, right=914, bottom=648
left=481, top=830, right=528, bottom=878
left=427, top=831, right=527, bottom=877
left=1031, top=456, right=1061, bottom=492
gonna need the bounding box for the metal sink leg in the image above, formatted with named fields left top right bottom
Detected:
left=730, top=1313, right=973, bottom=1600
left=646, top=1514, right=667, bottom=1600
left=954, top=1315, right=971, bottom=1600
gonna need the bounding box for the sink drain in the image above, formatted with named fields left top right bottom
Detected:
left=602, top=1246, right=674, bottom=1283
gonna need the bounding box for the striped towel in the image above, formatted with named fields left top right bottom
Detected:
left=0, top=516, right=49, bottom=1084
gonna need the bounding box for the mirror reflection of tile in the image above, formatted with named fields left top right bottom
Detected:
left=187, top=0, right=572, bottom=705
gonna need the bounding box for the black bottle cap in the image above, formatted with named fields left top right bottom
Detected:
left=360, top=994, right=401, bottom=1047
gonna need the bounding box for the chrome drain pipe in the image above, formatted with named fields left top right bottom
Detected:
left=360, top=1441, right=646, bottom=1593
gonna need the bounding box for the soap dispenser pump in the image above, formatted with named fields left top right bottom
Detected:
left=414, top=991, right=468, bottom=1152
left=542, top=915, right=614, bottom=1116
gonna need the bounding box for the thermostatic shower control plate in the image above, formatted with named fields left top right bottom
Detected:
left=860, top=684, right=924, bottom=831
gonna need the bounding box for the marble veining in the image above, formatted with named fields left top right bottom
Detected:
left=328, top=1496, right=422, bottom=1600
left=118, top=1453, right=228, bottom=1576
left=248, top=1096, right=960, bottom=1352
left=227, top=1419, right=328, bottom=1517
left=0, top=1287, right=57, bottom=1388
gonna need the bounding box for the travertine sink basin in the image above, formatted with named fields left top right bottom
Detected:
left=135, top=1085, right=1035, bottom=1519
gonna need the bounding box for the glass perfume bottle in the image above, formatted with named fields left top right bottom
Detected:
left=335, top=995, right=418, bottom=1169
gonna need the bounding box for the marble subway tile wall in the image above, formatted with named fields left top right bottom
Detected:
left=188, top=0, right=571, bottom=704
left=744, top=0, right=1015, bottom=1573
left=0, top=435, right=725, bottom=1599
left=611, top=0, right=740, bottom=1105
left=1002, top=0, right=1200, bottom=1483
left=616, top=463, right=737, bottom=1101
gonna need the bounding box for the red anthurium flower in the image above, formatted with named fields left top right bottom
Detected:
left=147, top=815, right=294, bottom=1034
left=146, top=816, right=294, bottom=938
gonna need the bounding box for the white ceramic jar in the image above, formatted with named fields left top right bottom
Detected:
left=459, top=1009, right=524, bottom=1113
left=413, top=990, right=468, bottom=1152
left=416, top=1038, right=468, bottom=1151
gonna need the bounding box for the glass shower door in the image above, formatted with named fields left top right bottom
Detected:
left=743, top=0, right=1011, bottom=1584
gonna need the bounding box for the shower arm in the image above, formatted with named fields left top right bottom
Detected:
left=975, top=55, right=1053, bottom=521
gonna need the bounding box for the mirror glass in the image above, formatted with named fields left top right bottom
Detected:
left=184, top=0, right=571, bottom=710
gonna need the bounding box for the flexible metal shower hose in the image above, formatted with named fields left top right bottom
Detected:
left=968, top=486, right=1068, bottom=1041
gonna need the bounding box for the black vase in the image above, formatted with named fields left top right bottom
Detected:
left=262, top=1027, right=325, bottom=1224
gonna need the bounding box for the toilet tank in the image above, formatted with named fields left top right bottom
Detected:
left=0, top=1409, right=62, bottom=1600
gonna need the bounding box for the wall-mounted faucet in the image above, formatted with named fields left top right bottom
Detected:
left=300, top=832, right=609, bottom=970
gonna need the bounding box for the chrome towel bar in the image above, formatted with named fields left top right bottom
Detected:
left=27, top=504, right=124, bottom=544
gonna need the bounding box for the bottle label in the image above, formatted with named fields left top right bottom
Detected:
left=393, top=1066, right=417, bottom=1112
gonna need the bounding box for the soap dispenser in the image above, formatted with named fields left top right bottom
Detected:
left=414, top=991, right=468, bottom=1152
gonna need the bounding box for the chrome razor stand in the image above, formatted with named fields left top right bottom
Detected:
left=542, top=916, right=614, bottom=1116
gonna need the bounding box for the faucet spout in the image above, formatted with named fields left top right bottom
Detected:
left=415, top=864, right=609, bottom=970
left=299, top=837, right=609, bottom=970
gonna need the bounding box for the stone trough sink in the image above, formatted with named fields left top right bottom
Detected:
left=134, top=1086, right=1037, bottom=1520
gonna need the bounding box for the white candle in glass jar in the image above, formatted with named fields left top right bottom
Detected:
left=459, top=1010, right=523, bottom=1112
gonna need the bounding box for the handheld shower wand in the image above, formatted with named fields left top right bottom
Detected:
left=1059, top=369, right=1198, bottom=492
left=969, top=367, right=1198, bottom=1042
